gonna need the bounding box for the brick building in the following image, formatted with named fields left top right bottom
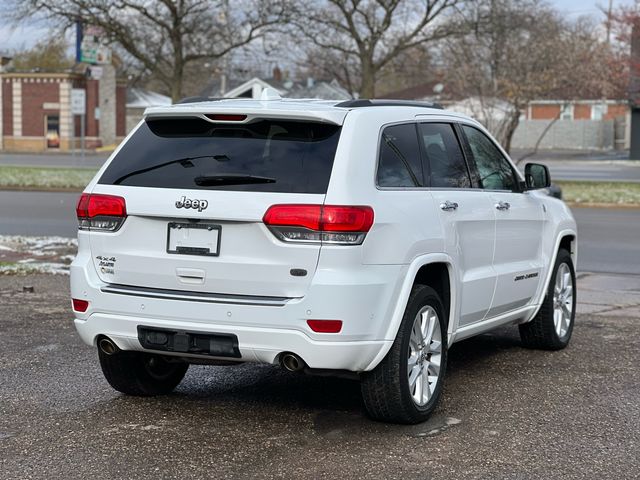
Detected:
left=524, top=100, right=628, bottom=121
left=0, top=70, right=127, bottom=152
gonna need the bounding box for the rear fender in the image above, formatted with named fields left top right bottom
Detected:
left=364, top=253, right=457, bottom=371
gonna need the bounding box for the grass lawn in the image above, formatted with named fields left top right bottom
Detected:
left=556, top=181, right=640, bottom=206
left=0, top=166, right=97, bottom=190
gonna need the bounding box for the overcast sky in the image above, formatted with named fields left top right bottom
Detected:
left=554, top=0, right=628, bottom=17
left=0, top=0, right=636, bottom=52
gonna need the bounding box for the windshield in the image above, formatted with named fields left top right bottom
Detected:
left=98, top=118, right=342, bottom=193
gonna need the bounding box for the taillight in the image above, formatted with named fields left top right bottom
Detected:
left=72, top=298, right=89, bottom=312
left=263, top=205, right=374, bottom=245
left=76, top=193, right=127, bottom=232
left=205, top=114, right=248, bottom=121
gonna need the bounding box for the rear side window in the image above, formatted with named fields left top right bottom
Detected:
left=419, top=123, right=471, bottom=188
left=377, top=124, right=423, bottom=187
left=98, top=118, right=341, bottom=193
left=461, top=125, right=517, bottom=191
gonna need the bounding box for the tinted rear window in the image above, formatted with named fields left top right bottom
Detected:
left=377, top=123, right=423, bottom=187
left=98, top=118, right=341, bottom=193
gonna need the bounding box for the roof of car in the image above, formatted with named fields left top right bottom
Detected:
left=144, top=95, right=472, bottom=126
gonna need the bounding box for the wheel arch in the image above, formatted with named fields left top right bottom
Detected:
left=559, top=233, right=577, bottom=265
left=364, top=253, right=457, bottom=371
left=528, top=228, right=577, bottom=320
left=413, top=262, right=452, bottom=330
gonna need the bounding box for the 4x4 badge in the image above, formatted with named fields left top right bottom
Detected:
left=175, top=196, right=209, bottom=212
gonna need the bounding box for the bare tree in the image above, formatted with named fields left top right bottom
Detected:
left=8, top=37, right=74, bottom=72
left=297, top=47, right=360, bottom=96
left=292, top=0, right=463, bottom=98
left=10, top=0, right=290, bottom=102
left=606, top=5, right=640, bottom=106
left=299, top=42, right=436, bottom=97
left=442, top=0, right=613, bottom=153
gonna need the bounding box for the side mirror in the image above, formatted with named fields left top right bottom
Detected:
left=524, top=163, right=551, bottom=190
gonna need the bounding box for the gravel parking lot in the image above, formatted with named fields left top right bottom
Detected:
left=1, top=273, right=639, bottom=479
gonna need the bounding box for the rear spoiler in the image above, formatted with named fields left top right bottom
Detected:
left=144, top=104, right=347, bottom=126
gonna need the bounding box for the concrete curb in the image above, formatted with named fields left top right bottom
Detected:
left=567, top=202, right=640, bottom=209
left=0, top=186, right=82, bottom=193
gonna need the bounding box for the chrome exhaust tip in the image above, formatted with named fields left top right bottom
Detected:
left=98, top=337, right=119, bottom=355
left=280, top=353, right=305, bottom=372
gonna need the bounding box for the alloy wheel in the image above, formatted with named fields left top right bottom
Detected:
left=553, top=262, right=574, bottom=339
left=407, top=305, right=442, bottom=406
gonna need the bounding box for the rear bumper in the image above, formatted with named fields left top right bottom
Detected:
left=70, top=239, right=404, bottom=372
left=74, top=314, right=390, bottom=370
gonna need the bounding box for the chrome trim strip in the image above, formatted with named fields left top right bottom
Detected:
left=100, top=283, right=293, bottom=307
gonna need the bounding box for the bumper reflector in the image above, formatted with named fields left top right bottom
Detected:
left=72, top=298, right=89, bottom=312
left=307, top=319, right=343, bottom=333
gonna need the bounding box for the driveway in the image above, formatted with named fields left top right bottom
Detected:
left=0, top=272, right=638, bottom=479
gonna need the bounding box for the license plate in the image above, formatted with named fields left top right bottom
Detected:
left=167, top=222, right=221, bottom=256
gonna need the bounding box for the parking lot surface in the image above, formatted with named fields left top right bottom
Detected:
left=1, top=273, right=639, bottom=479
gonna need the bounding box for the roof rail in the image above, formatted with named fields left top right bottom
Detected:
left=335, top=99, right=444, bottom=110
left=175, top=96, right=224, bottom=104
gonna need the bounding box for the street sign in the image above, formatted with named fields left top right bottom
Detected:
left=80, top=25, right=112, bottom=65
left=71, top=89, right=86, bottom=115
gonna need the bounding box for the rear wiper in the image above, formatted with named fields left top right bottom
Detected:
left=113, top=155, right=229, bottom=185
left=194, top=174, right=276, bottom=187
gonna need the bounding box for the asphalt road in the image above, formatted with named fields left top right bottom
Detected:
left=545, top=161, right=640, bottom=183
left=509, top=149, right=640, bottom=182
left=0, top=273, right=638, bottom=479
left=574, top=207, right=640, bottom=275
left=1, top=190, right=638, bottom=274
left=0, top=153, right=109, bottom=168
left=0, top=191, right=79, bottom=238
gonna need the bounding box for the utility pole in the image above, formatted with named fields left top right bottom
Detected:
left=629, top=22, right=640, bottom=159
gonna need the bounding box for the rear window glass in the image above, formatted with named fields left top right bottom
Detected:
left=377, top=123, right=423, bottom=187
left=98, top=118, right=342, bottom=193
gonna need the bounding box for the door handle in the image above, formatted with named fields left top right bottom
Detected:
left=495, top=201, right=511, bottom=211
left=440, top=201, right=458, bottom=211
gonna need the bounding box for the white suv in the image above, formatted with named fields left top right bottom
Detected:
left=70, top=94, right=577, bottom=424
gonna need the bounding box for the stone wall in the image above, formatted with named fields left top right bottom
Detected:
left=126, top=107, right=144, bottom=134
left=98, top=64, right=117, bottom=146
left=511, top=119, right=616, bottom=150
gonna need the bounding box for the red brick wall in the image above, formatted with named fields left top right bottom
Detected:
left=85, top=79, right=99, bottom=137
left=2, top=81, right=12, bottom=136
left=604, top=104, right=628, bottom=120
left=74, top=115, right=81, bottom=137
left=21, top=82, right=59, bottom=136
left=116, top=84, right=126, bottom=137
left=574, top=104, right=591, bottom=120
left=530, top=105, right=561, bottom=119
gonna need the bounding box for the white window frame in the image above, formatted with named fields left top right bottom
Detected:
left=559, top=104, right=574, bottom=121
left=591, top=103, right=607, bottom=121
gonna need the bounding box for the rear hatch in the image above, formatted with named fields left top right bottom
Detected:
left=86, top=113, right=343, bottom=298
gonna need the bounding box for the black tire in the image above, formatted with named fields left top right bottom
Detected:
left=519, top=248, right=576, bottom=350
left=361, top=284, right=448, bottom=424
left=98, top=348, right=189, bottom=396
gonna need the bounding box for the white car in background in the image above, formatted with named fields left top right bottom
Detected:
left=70, top=93, right=577, bottom=424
